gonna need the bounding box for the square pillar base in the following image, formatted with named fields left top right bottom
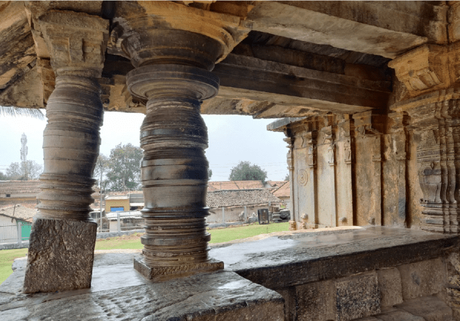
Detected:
left=134, top=255, right=224, bottom=281
left=23, top=218, right=97, bottom=294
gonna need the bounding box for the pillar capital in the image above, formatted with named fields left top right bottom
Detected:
left=38, top=10, right=109, bottom=77
left=389, top=43, right=460, bottom=99
left=110, top=1, right=249, bottom=69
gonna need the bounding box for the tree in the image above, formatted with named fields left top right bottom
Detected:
left=93, top=154, right=109, bottom=191
left=229, top=161, right=268, bottom=183
left=208, top=168, right=213, bottom=179
left=284, top=173, right=290, bottom=181
left=105, top=143, right=143, bottom=191
left=0, top=172, right=8, bottom=180
left=5, top=161, right=42, bottom=180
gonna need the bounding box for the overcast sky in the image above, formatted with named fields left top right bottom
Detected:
left=0, top=111, right=288, bottom=181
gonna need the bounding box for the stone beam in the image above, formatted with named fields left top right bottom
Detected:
left=111, top=1, right=249, bottom=280
left=204, top=53, right=392, bottom=117
left=98, top=50, right=392, bottom=117
left=246, top=1, right=446, bottom=58
left=23, top=10, right=109, bottom=293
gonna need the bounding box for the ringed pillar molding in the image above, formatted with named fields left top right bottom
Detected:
left=389, top=43, right=460, bottom=234
left=112, top=2, right=249, bottom=280
left=23, top=10, right=109, bottom=293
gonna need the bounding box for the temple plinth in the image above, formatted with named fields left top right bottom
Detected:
left=114, top=2, right=249, bottom=280
left=23, top=10, right=109, bottom=293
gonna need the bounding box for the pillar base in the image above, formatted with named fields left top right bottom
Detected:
left=134, top=255, right=223, bottom=281
left=23, top=218, right=97, bottom=294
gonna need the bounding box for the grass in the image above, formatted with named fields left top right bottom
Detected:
left=0, top=222, right=290, bottom=285
left=209, top=222, right=290, bottom=243
left=0, top=248, right=28, bottom=285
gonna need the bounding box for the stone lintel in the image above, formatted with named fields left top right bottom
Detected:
left=134, top=255, right=223, bottom=281
left=23, top=218, right=97, bottom=294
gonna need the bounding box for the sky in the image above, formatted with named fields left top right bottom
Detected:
left=0, top=111, right=288, bottom=181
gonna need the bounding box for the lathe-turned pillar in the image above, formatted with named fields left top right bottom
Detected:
left=23, top=11, right=108, bottom=293
left=113, top=2, right=248, bottom=280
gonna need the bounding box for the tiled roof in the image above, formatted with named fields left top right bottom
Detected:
left=272, top=181, right=290, bottom=198
left=207, top=180, right=264, bottom=191
left=0, top=180, right=41, bottom=194
left=266, top=180, right=286, bottom=188
left=207, top=189, right=281, bottom=208
left=0, top=204, right=36, bottom=220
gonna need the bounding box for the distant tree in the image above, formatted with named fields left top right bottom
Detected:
left=93, top=154, right=110, bottom=191
left=208, top=168, right=213, bottom=179
left=5, top=161, right=42, bottom=180
left=229, top=161, right=267, bottom=183
left=105, top=143, right=142, bottom=191
left=0, top=171, right=8, bottom=180
left=284, top=173, right=290, bottom=181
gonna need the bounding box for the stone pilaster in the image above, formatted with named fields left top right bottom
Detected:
left=352, top=111, right=384, bottom=226
left=390, top=42, right=460, bottom=234
left=24, top=11, right=109, bottom=293
left=305, top=131, right=318, bottom=229
left=284, top=135, right=297, bottom=231
left=388, top=112, right=410, bottom=227
left=114, top=2, right=248, bottom=280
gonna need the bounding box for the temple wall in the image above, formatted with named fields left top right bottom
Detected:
left=286, top=112, right=427, bottom=230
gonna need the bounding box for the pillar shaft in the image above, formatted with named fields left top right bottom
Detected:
left=23, top=10, right=108, bottom=293
left=128, top=64, right=223, bottom=279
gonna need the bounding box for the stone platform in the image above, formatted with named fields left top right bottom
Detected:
left=0, top=251, right=284, bottom=321
left=1, top=226, right=459, bottom=321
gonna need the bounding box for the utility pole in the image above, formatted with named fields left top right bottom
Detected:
left=20, top=133, right=28, bottom=180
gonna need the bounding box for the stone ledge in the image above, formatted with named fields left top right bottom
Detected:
left=209, top=226, right=459, bottom=289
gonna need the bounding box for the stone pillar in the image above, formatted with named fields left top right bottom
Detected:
left=112, top=2, right=249, bottom=280
left=389, top=43, right=460, bottom=234
left=23, top=11, right=109, bottom=293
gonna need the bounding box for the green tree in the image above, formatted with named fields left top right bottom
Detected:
left=208, top=168, right=213, bottom=179
left=0, top=171, right=8, bottom=180
left=284, top=173, right=290, bottom=181
left=105, top=143, right=142, bottom=191
left=229, top=161, right=268, bottom=183
left=5, top=161, right=42, bottom=180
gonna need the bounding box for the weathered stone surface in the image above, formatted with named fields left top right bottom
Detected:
left=275, top=287, right=296, bottom=321
left=335, top=272, right=380, bottom=321
left=2, top=254, right=284, bottom=321
left=396, top=296, right=453, bottom=321
left=133, top=255, right=224, bottom=281
left=295, top=280, right=335, bottom=321
left=398, top=258, right=447, bottom=300
left=377, top=268, right=403, bottom=307
left=23, top=218, right=97, bottom=293
left=375, top=308, right=425, bottom=321
left=210, top=226, right=458, bottom=290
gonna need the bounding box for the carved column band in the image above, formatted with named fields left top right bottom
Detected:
left=24, top=10, right=108, bottom=293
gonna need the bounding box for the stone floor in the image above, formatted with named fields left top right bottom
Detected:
left=1, top=226, right=458, bottom=321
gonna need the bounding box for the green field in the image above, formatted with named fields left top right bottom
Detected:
left=0, top=222, right=289, bottom=284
